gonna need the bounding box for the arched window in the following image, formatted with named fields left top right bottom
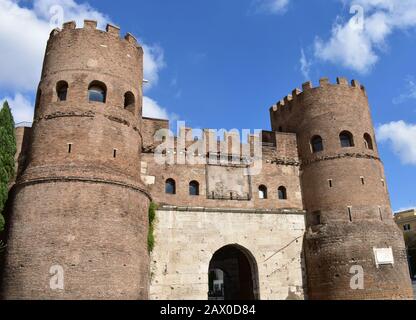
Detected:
left=311, top=135, right=323, bottom=153
left=189, top=181, right=199, bottom=196
left=339, top=131, right=354, bottom=148
left=124, top=91, right=135, bottom=109
left=363, top=133, right=373, bottom=150
left=258, top=185, right=268, bottom=199
left=56, top=81, right=68, bottom=101
left=165, top=178, right=176, bottom=195
left=278, top=186, right=287, bottom=200
left=88, top=81, right=107, bottom=103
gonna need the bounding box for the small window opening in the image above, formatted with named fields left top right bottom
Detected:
left=88, top=81, right=107, bottom=103
left=340, top=131, right=354, bottom=148
left=56, top=81, right=68, bottom=102
left=278, top=186, right=287, bottom=200
left=165, top=179, right=176, bottom=195
left=124, top=91, right=135, bottom=113
left=311, top=136, right=324, bottom=153
left=189, top=181, right=200, bottom=196
left=364, top=133, right=374, bottom=150
left=258, top=185, right=268, bottom=199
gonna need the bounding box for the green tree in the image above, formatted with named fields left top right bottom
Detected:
left=0, top=101, right=16, bottom=232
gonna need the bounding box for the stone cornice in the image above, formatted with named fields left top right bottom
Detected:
left=157, top=205, right=306, bottom=215
left=301, top=152, right=381, bottom=167
left=15, top=176, right=152, bottom=201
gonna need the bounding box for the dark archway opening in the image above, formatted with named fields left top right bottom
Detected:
left=208, top=244, right=259, bottom=300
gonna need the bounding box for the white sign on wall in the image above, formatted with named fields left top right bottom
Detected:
left=373, top=247, right=394, bottom=268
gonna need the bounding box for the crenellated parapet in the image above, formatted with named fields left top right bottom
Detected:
left=49, top=20, right=141, bottom=48
left=270, top=77, right=366, bottom=115
left=140, top=118, right=299, bottom=166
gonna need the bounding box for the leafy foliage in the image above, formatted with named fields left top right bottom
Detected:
left=148, top=202, right=157, bottom=253
left=0, top=101, right=16, bottom=232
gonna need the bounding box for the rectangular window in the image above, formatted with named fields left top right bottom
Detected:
left=378, top=206, right=383, bottom=221
left=328, top=179, right=333, bottom=188
left=404, top=224, right=411, bottom=231
left=113, top=149, right=117, bottom=158
left=68, top=143, right=72, bottom=153
left=360, top=177, right=365, bottom=185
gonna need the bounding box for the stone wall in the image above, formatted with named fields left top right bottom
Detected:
left=149, top=206, right=306, bottom=300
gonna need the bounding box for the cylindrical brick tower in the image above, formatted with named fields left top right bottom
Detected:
left=270, top=77, right=414, bottom=300
left=0, top=21, right=151, bottom=299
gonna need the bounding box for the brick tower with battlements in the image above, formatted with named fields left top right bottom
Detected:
left=0, top=20, right=151, bottom=299
left=270, top=77, right=414, bottom=299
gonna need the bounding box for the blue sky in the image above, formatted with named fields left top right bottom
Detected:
left=0, top=0, right=415, bottom=211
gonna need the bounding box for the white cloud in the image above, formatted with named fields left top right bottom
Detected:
left=142, top=44, right=165, bottom=91
left=142, top=96, right=169, bottom=120
left=1, top=93, right=34, bottom=123
left=377, top=120, right=416, bottom=165
left=393, top=76, right=416, bottom=105
left=33, top=0, right=110, bottom=29
left=314, top=0, right=416, bottom=73
left=0, top=0, right=169, bottom=121
left=253, top=0, right=290, bottom=14
left=300, top=49, right=312, bottom=80
left=0, top=0, right=50, bottom=91
left=0, top=0, right=114, bottom=92
left=314, top=16, right=378, bottom=73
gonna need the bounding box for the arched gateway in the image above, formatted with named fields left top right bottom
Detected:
left=208, top=244, right=260, bottom=300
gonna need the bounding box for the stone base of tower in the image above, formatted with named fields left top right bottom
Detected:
left=304, top=221, right=414, bottom=300
left=0, top=180, right=150, bottom=300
